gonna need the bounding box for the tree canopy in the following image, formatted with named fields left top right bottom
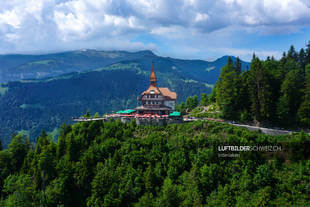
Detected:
left=0, top=120, right=309, bottom=206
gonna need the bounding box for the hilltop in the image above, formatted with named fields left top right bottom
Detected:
left=0, top=50, right=249, bottom=147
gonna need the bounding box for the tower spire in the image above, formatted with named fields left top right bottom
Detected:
left=150, top=61, right=157, bottom=86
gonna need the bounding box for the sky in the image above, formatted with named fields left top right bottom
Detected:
left=1, top=0, right=310, bottom=61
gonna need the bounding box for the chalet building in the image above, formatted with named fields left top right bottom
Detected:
left=135, top=62, right=177, bottom=115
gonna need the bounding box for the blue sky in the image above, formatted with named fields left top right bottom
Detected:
left=1, top=0, right=310, bottom=61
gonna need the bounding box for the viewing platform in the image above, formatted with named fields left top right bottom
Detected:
left=72, top=112, right=183, bottom=125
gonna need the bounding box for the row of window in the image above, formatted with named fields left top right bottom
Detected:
left=146, top=94, right=159, bottom=98
left=143, top=101, right=162, bottom=105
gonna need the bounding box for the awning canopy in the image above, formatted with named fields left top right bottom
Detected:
left=169, top=111, right=181, bottom=117
left=116, top=109, right=136, bottom=114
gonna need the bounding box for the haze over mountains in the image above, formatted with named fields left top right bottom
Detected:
left=0, top=50, right=249, bottom=147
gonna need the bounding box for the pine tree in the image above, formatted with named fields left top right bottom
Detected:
left=192, top=95, right=199, bottom=109
left=185, top=96, right=198, bottom=111
left=185, top=97, right=193, bottom=111
left=262, top=58, right=282, bottom=121
left=277, top=69, right=304, bottom=125
left=35, top=130, right=49, bottom=155
left=235, top=57, right=242, bottom=75
left=305, top=41, right=310, bottom=65
left=200, top=93, right=209, bottom=106
left=287, top=45, right=298, bottom=61
left=216, top=57, right=239, bottom=119
left=298, top=48, right=306, bottom=69
left=233, top=57, right=244, bottom=113
left=208, top=87, right=216, bottom=103
left=175, top=102, right=186, bottom=114
left=8, top=134, right=30, bottom=172
left=248, top=57, right=272, bottom=121
left=239, top=70, right=252, bottom=121
left=297, top=73, right=310, bottom=127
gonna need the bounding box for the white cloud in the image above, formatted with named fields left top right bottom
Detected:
left=0, top=0, right=309, bottom=58
left=195, top=13, right=209, bottom=22
left=0, top=10, right=21, bottom=29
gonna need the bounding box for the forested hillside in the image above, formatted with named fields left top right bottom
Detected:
left=0, top=120, right=309, bottom=206
left=0, top=63, right=211, bottom=147
left=214, top=44, right=310, bottom=129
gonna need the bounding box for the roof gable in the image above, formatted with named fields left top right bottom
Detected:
left=158, top=87, right=177, bottom=100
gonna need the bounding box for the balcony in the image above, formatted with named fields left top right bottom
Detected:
left=142, top=104, right=164, bottom=108
left=141, top=97, right=165, bottom=101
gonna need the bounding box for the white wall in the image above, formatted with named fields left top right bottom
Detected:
left=164, top=100, right=175, bottom=110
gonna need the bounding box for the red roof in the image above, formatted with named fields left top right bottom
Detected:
left=141, top=86, right=177, bottom=100
left=158, top=87, right=177, bottom=100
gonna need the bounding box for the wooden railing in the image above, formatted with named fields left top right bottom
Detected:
left=142, top=104, right=164, bottom=108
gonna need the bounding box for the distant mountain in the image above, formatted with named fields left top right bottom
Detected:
left=0, top=50, right=249, bottom=85
left=0, top=50, right=250, bottom=147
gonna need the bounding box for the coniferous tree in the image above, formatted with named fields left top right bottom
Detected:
left=2, top=174, right=34, bottom=207
left=8, top=134, right=30, bottom=172
left=277, top=69, right=304, bottom=125
left=233, top=57, right=244, bottom=114
left=299, top=48, right=306, bottom=69
left=185, top=96, right=198, bottom=111
left=297, top=72, right=310, bottom=127
left=216, top=57, right=238, bottom=119
left=35, top=130, right=49, bottom=155
left=175, top=102, right=186, bottom=114
left=279, top=52, right=288, bottom=79
left=192, top=95, right=199, bottom=109
left=235, top=57, right=242, bottom=75
left=200, top=93, right=208, bottom=106
left=262, top=58, right=282, bottom=121
left=248, top=57, right=272, bottom=121
left=305, top=41, right=310, bottom=65
left=239, top=70, right=252, bottom=121
left=208, top=87, right=216, bottom=103
left=287, top=45, right=298, bottom=61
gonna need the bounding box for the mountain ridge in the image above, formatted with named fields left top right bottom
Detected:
left=0, top=49, right=249, bottom=84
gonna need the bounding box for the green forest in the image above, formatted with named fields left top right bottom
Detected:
left=177, top=43, right=310, bottom=130
left=0, top=120, right=310, bottom=207
left=215, top=44, right=310, bottom=128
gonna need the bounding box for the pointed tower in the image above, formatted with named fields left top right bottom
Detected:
left=150, top=61, right=157, bottom=86
left=135, top=62, right=177, bottom=115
